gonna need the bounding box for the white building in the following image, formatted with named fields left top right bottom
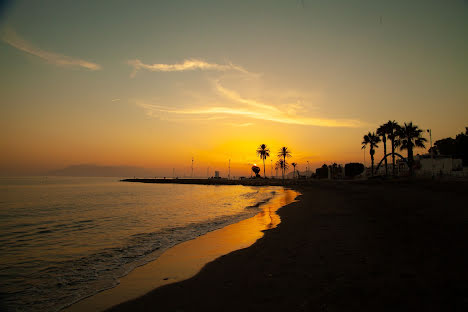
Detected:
left=415, top=155, right=465, bottom=176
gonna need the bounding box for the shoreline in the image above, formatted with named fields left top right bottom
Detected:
left=65, top=187, right=299, bottom=311
left=109, top=179, right=468, bottom=311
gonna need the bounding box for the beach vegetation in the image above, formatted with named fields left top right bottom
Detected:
left=362, top=132, right=380, bottom=176
left=344, top=163, right=365, bottom=178
left=396, top=122, right=427, bottom=176
left=431, top=127, right=468, bottom=165
left=256, top=144, right=271, bottom=178
left=277, top=147, right=292, bottom=180
left=275, top=159, right=288, bottom=180
left=291, top=162, right=297, bottom=179
left=383, top=120, right=402, bottom=176
left=377, top=124, right=389, bottom=176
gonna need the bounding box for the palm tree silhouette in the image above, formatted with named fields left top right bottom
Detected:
left=256, top=144, right=270, bottom=178
left=277, top=147, right=292, bottom=180
left=377, top=124, right=389, bottom=176
left=275, top=159, right=288, bottom=179
left=396, top=122, right=427, bottom=176
left=384, top=120, right=401, bottom=176
left=362, top=132, right=381, bottom=176
left=291, top=162, right=297, bottom=179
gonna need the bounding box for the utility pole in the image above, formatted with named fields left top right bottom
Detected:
left=191, top=157, right=194, bottom=178
left=228, top=159, right=231, bottom=180
left=427, top=129, right=434, bottom=178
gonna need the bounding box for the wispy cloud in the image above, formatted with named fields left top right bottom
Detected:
left=111, top=98, right=121, bottom=102
left=136, top=99, right=362, bottom=128
left=213, top=82, right=362, bottom=127
left=213, top=80, right=280, bottom=113
left=228, top=122, right=254, bottom=127
left=1, top=28, right=101, bottom=70
left=128, top=58, right=249, bottom=77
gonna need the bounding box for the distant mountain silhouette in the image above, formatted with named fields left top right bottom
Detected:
left=48, top=164, right=156, bottom=177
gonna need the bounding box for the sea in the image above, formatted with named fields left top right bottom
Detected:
left=0, top=177, right=282, bottom=312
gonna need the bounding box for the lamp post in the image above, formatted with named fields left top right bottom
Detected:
left=427, top=129, right=434, bottom=178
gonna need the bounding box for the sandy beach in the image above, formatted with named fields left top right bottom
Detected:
left=108, top=179, right=468, bottom=311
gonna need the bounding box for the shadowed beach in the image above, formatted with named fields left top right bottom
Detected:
left=109, top=179, right=468, bottom=311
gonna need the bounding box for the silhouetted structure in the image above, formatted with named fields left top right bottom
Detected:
left=251, top=165, right=261, bottom=178
left=316, top=164, right=328, bottom=179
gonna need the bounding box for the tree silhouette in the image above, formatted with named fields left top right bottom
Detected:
left=256, top=144, right=270, bottom=178
left=432, top=127, right=468, bottom=165
left=377, top=124, right=389, bottom=176
left=291, top=162, right=297, bottom=179
left=396, top=122, right=427, bottom=176
left=383, top=120, right=401, bottom=176
left=275, top=159, right=288, bottom=179
left=277, top=147, right=292, bottom=180
left=362, top=132, right=381, bottom=176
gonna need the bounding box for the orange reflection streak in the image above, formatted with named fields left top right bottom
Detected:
left=65, top=188, right=299, bottom=312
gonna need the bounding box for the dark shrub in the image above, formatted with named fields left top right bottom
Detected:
left=345, top=163, right=364, bottom=178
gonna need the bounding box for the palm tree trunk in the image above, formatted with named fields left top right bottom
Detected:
left=383, top=138, right=388, bottom=176
left=370, top=149, right=374, bottom=176
left=391, top=139, right=396, bottom=176
left=263, top=158, right=266, bottom=178
left=283, top=155, right=286, bottom=180
left=408, top=146, right=414, bottom=176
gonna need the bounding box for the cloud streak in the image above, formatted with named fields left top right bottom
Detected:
left=128, top=58, right=249, bottom=77
left=136, top=100, right=362, bottom=128
left=1, top=28, right=101, bottom=70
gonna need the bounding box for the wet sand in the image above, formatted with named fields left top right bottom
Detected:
left=66, top=189, right=298, bottom=311
left=109, top=179, right=468, bottom=311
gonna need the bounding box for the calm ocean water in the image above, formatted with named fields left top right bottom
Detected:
left=0, top=177, right=282, bottom=311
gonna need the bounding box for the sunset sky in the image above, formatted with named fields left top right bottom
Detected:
left=1, top=0, right=467, bottom=176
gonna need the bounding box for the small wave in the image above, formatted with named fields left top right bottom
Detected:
left=36, top=229, right=53, bottom=234
left=240, top=190, right=260, bottom=199
left=75, top=220, right=93, bottom=224
left=1, top=185, right=283, bottom=312
left=245, top=189, right=276, bottom=209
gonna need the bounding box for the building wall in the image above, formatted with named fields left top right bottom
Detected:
left=417, top=158, right=464, bottom=176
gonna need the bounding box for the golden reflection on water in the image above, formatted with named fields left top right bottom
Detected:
left=66, top=188, right=298, bottom=312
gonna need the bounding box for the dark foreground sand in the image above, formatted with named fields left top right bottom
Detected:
left=109, top=179, right=468, bottom=311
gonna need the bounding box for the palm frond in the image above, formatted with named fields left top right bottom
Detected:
left=277, top=146, right=292, bottom=158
